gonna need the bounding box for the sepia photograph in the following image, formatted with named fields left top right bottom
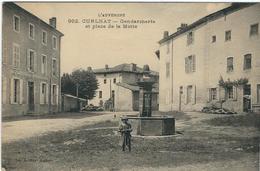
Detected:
left=1, top=1, right=260, bottom=171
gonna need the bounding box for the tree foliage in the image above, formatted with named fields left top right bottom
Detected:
left=61, top=69, right=99, bottom=100
left=218, top=76, right=248, bottom=88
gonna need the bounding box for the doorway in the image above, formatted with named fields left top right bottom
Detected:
left=243, top=84, right=251, bottom=112
left=28, top=81, right=34, bottom=112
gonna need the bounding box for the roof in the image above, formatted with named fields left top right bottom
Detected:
left=116, top=82, right=159, bottom=93
left=159, top=3, right=254, bottom=44
left=4, top=2, right=64, bottom=36
left=63, top=94, right=86, bottom=101
left=93, top=63, right=159, bottom=76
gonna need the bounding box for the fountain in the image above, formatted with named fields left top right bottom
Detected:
left=125, top=65, right=175, bottom=136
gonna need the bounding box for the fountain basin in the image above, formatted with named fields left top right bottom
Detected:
left=126, top=116, right=175, bottom=136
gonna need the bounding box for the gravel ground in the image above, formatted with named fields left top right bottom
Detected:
left=2, top=112, right=260, bottom=171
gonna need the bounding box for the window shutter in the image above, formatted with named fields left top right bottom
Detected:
left=216, top=87, right=219, bottom=100
left=233, top=86, right=237, bottom=101
left=192, top=85, right=196, bottom=104
left=27, top=50, right=30, bottom=71
left=207, top=88, right=211, bottom=102
left=56, top=85, right=59, bottom=105
left=19, top=79, right=23, bottom=104
left=34, top=52, right=37, bottom=72
left=192, top=55, right=196, bottom=72
left=183, top=86, right=187, bottom=104
left=10, top=78, right=14, bottom=104
left=185, top=57, right=188, bottom=73
left=41, top=57, right=44, bottom=74
left=46, top=83, right=49, bottom=104
left=51, top=85, right=53, bottom=105
left=17, top=46, right=20, bottom=68
left=40, top=83, right=43, bottom=104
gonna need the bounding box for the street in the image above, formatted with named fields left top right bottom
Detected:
left=2, top=111, right=260, bottom=171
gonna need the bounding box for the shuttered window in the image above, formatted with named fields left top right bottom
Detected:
left=28, top=49, right=36, bottom=72
left=250, top=23, right=258, bottom=36
left=244, top=54, right=252, bottom=70
left=11, top=78, right=23, bottom=104
left=227, top=57, right=233, bottom=72
left=13, top=44, right=20, bottom=68
left=187, top=31, right=194, bottom=45
left=13, top=15, right=20, bottom=32
left=185, top=55, right=196, bottom=73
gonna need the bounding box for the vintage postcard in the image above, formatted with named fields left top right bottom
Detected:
left=2, top=2, right=260, bottom=171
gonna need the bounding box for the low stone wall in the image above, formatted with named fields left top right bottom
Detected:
left=127, top=116, right=175, bottom=136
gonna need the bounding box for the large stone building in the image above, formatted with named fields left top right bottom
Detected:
left=89, top=63, right=159, bottom=111
left=157, top=3, right=260, bottom=113
left=2, top=2, right=64, bottom=117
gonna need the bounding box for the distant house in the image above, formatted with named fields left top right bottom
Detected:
left=2, top=2, right=64, bottom=117
left=157, top=3, right=260, bottom=113
left=89, top=63, right=159, bottom=111
left=61, top=94, right=87, bottom=112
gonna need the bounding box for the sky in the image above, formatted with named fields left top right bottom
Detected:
left=17, top=2, right=230, bottom=74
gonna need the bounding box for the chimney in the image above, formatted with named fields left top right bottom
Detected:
left=105, top=64, right=109, bottom=70
left=49, top=17, right=57, bottom=28
left=177, top=23, right=188, bottom=31
left=130, top=63, right=137, bottom=71
left=163, top=31, right=169, bottom=39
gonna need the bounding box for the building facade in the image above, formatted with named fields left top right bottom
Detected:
left=2, top=2, right=64, bottom=117
left=89, top=63, right=159, bottom=111
left=157, top=3, right=260, bottom=113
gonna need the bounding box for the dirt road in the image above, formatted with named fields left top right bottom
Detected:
left=2, top=112, right=137, bottom=143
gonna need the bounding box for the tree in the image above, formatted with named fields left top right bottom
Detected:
left=71, top=69, right=99, bottom=100
left=61, top=73, right=76, bottom=96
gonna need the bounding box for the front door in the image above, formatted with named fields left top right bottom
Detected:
left=28, top=82, right=34, bottom=111
left=243, top=84, right=251, bottom=112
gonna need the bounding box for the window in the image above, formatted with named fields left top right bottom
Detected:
left=40, top=83, right=47, bottom=104
left=104, top=79, right=107, bottom=84
left=13, top=44, right=20, bottom=68
left=41, top=55, right=47, bottom=74
left=166, top=62, right=170, bottom=78
left=113, top=78, right=116, bottom=83
left=42, top=30, right=47, bottom=45
left=14, top=79, right=20, bottom=103
left=212, top=35, right=216, bottom=43
left=225, top=30, right=231, bottom=41
left=185, top=55, right=196, bottom=73
left=227, top=57, right=233, bottom=72
left=244, top=54, right=252, bottom=70
left=28, top=49, right=35, bottom=72
left=52, top=84, right=57, bottom=105
left=226, top=87, right=233, bottom=99
left=187, top=85, right=192, bottom=103
left=250, top=23, right=258, bottom=36
left=52, top=36, right=57, bottom=49
left=11, top=78, right=23, bottom=104
left=29, top=23, right=35, bottom=40
left=210, top=88, right=217, bottom=101
left=257, top=84, right=260, bottom=104
left=187, top=32, right=194, bottom=45
left=52, top=59, right=57, bottom=76
left=13, top=15, right=20, bottom=32
left=99, top=91, right=102, bottom=98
